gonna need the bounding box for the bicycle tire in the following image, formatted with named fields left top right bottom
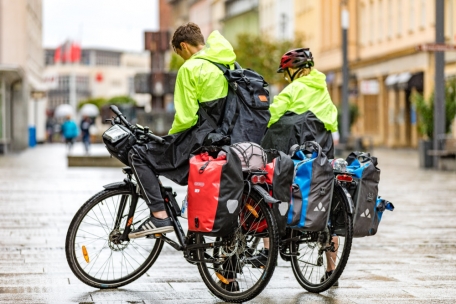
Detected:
left=65, top=188, right=164, bottom=288
left=196, top=189, right=279, bottom=303
left=290, top=184, right=353, bottom=293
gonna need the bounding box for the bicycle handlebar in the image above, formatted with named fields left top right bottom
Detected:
left=109, top=105, right=165, bottom=145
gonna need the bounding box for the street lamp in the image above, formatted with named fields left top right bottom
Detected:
left=341, top=2, right=350, bottom=144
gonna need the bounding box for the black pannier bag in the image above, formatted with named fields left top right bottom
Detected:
left=187, top=146, right=243, bottom=236
left=198, top=60, right=271, bottom=145
left=346, top=152, right=381, bottom=237
left=102, top=124, right=136, bottom=165
left=265, top=150, right=294, bottom=236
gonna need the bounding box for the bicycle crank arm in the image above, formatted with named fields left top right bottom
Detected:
left=160, top=234, right=183, bottom=251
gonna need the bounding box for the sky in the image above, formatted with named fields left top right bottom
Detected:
left=43, top=0, right=159, bottom=52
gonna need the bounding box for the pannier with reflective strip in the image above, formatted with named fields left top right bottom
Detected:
left=187, top=146, right=243, bottom=236
left=346, top=152, right=382, bottom=237
left=287, top=142, right=334, bottom=231
left=265, top=150, right=294, bottom=236
left=102, top=124, right=136, bottom=165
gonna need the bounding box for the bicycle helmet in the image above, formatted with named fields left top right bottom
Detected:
left=277, top=48, right=314, bottom=73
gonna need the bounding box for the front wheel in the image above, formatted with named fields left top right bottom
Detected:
left=290, top=184, right=353, bottom=293
left=196, top=189, right=279, bottom=303
left=65, top=188, right=164, bottom=288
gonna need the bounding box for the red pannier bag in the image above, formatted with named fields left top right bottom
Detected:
left=265, top=150, right=294, bottom=236
left=187, top=146, right=243, bottom=236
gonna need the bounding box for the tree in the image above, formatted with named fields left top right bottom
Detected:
left=412, top=78, right=456, bottom=139
left=234, top=34, right=306, bottom=86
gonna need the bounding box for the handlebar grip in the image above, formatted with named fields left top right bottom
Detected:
left=110, top=105, right=121, bottom=116
left=146, top=132, right=165, bottom=144
left=110, top=105, right=131, bottom=127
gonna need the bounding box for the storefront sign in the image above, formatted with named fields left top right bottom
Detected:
left=360, top=80, right=379, bottom=95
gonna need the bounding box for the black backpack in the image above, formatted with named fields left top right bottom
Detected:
left=198, top=60, right=271, bottom=145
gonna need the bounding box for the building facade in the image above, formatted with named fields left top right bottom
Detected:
left=44, top=48, right=151, bottom=113
left=294, top=0, right=456, bottom=148
left=259, top=0, right=294, bottom=41
left=0, top=0, right=44, bottom=153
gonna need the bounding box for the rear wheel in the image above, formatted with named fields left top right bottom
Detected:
left=65, top=188, right=164, bottom=288
left=196, top=190, right=279, bottom=303
left=290, top=185, right=353, bottom=293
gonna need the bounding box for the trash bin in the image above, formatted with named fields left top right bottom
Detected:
left=29, top=126, right=36, bottom=147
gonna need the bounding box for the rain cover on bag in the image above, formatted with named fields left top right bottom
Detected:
left=231, top=142, right=267, bottom=171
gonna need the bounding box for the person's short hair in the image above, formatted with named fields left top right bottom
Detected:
left=171, top=22, right=205, bottom=51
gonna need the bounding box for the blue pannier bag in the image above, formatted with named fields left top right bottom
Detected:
left=287, top=141, right=334, bottom=231
left=346, top=152, right=382, bottom=237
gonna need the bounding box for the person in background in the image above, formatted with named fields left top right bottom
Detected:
left=61, top=115, right=79, bottom=152
left=80, top=116, right=93, bottom=154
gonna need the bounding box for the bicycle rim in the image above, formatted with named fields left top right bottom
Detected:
left=290, top=185, right=353, bottom=292
left=66, top=188, right=164, bottom=287
left=196, top=190, right=279, bottom=303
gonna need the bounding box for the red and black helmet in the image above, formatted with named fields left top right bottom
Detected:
left=277, top=48, right=314, bottom=73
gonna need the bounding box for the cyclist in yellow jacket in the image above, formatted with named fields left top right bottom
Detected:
left=128, top=24, right=236, bottom=239
left=262, top=48, right=339, bottom=158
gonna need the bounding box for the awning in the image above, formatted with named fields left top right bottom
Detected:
left=385, top=72, right=413, bottom=88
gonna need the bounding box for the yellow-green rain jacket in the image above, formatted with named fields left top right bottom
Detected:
left=169, top=31, right=236, bottom=134
left=268, top=69, right=338, bottom=132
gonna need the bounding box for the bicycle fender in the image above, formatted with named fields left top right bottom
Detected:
left=103, top=180, right=130, bottom=191
left=339, top=185, right=354, bottom=215
left=251, top=185, right=281, bottom=204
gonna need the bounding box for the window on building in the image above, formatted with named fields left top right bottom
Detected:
left=420, top=0, right=426, bottom=28
left=128, top=77, right=134, bottom=97
left=378, top=0, right=383, bottom=42
left=369, top=1, right=375, bottom=44
left=360, top=4, right=366, bottom=46
left=409, top=0, right=415, bottom=32
left=388, top=0, right=393, bottom=38
left=397, top=0, right=403, bottom=36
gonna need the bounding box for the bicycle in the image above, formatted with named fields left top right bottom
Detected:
left=65, top=105, right=280, bottom=303
left=279, top=160, right=355, bottom=293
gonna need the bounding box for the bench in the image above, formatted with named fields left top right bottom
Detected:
left=427, top=138, right=456, bottom=171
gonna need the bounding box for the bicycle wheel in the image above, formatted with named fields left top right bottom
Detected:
left=196, top=189, right=279, bottom=303
left=290, top=184, right=353, bottom=293
left=65, top=188, right=164, bottom=288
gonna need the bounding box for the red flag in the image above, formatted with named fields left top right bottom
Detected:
left=70, top=42, right=81, bottom=63
left=54, top=46, right=61, bottom=63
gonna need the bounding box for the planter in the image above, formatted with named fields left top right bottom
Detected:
left=418, top=139, right=434, bottom=168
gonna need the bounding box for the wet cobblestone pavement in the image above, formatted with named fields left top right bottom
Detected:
left=0, top=144, right=455, bottom=303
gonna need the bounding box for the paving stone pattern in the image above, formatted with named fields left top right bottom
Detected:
left=0, top=144, right=455, bottom=303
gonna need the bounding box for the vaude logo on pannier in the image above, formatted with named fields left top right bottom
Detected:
left=367, top=193, right=374, bottom=202
left=313, top=202, right=326, bottom=212
left=360, top=209, right=372, bottom=218
left=194, top=182, right=205, bottom=187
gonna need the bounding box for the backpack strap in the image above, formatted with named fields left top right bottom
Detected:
left=197, top=58, right=240, bottom=136
left=197, top=106, right=218, bottom=130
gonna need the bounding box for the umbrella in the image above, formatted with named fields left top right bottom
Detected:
left=54, top=104, right=75, bottom=118
left=79, top=103, right=99, bottom=117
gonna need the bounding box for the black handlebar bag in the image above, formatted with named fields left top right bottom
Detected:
left=102, top=124, right=136, bottom=165
left=187, top=146, right=243, bottom=237
left=265, top=150, right=294, bottom=236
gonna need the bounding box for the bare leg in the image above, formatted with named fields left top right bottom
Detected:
left=325, top=236, right=339, bottom=271
left=153, top=210, right=168, bottom=219
left=263, top=238, right=270, bottom=250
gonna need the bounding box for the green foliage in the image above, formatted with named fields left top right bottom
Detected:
left=78, top=97, right=107, bottom=110
left=169, top=52, right=184, bottom=71
left=412, top=78, right=456, bottom=139
left=234, top=33, right=306, bottom=85
left=78, top=96, right=137, bottom=110
left=107, top=95, right=137, bottom=106
left=337, top=103, right=359, bottom=129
